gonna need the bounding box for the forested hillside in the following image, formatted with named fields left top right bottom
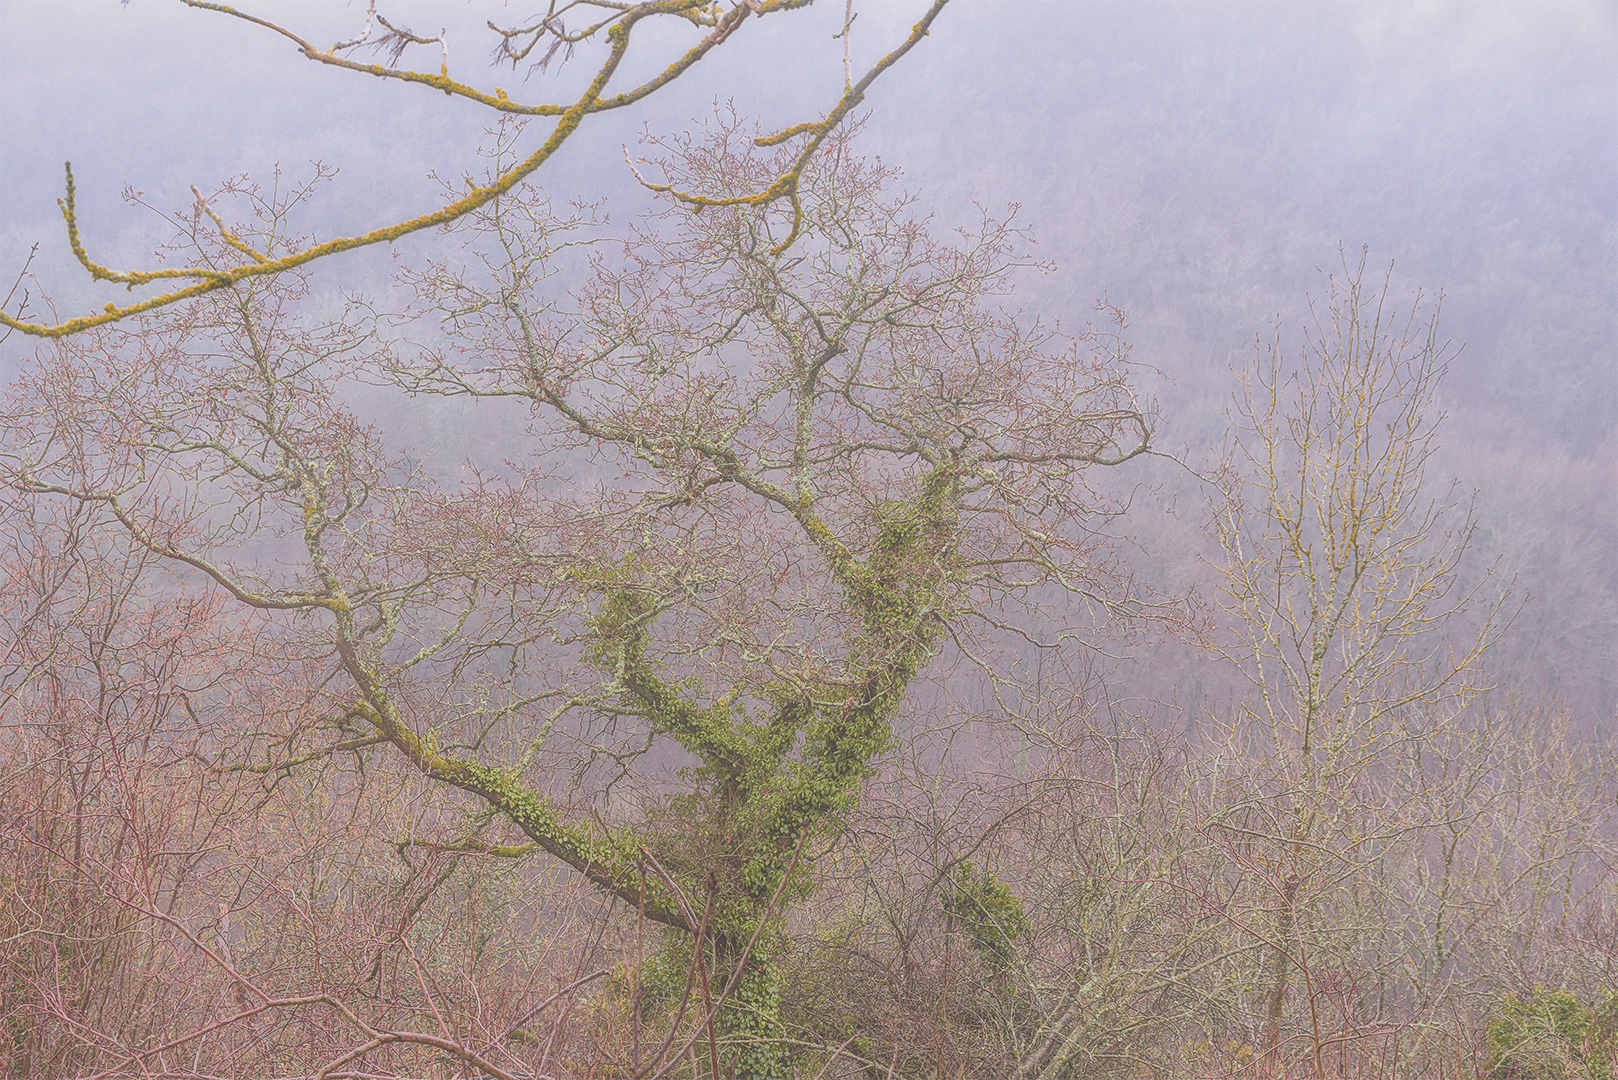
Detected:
left=3, top=3, right=1612, bottom=1078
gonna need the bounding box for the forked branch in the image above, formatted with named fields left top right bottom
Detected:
left=3, top=0, right=949, bottom=338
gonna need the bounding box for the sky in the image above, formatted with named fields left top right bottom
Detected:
left=2, top=0, right=1614, bottom=716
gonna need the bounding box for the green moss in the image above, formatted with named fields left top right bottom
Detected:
left=1486, top=988, right=1617, bottom=1080
left=727, top=960, right=792, bottom=1080
left=942, top=862, right=1029, bottom=972
left=561, top=461, right=968, bottom=1075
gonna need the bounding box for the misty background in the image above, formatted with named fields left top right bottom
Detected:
left=3, top=0, right=1613, bottom=723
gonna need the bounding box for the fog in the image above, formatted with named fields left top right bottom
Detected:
left=4, top=0, right=1613, bottom=719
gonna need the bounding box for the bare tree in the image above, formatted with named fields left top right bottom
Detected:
left=1198, top=250, right=1512, bottom=1076
left=2, top=115, right=1157, bottom=1077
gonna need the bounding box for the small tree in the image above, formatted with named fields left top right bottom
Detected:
left=1200, top=250, right=1510, bottom=1074
left=4, top=120, right=1155, bottom=1077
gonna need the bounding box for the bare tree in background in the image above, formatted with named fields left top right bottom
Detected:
left=1199, top=252, right=1512, bottom=1076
